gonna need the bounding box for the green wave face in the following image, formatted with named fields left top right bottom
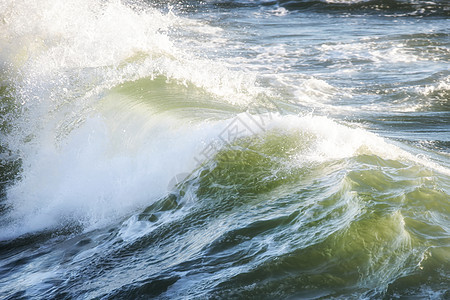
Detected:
left=135, top=129, right=449, bottom=298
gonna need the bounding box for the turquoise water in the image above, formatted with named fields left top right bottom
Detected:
left=0, top=0, right=449, bottom=299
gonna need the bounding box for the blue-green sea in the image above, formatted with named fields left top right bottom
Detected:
left=0, top=0, right=449, bottom=299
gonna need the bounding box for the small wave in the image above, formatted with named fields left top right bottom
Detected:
left=210, top=0, right=450, bottom=17
left=281, top=0, right=450, bottom=16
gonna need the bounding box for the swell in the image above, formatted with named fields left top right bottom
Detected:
left=207, top=0, right=450, bottom=17
left=1, top=129, right=448, bottom=299
left=108, top=146, right=450, bottom=299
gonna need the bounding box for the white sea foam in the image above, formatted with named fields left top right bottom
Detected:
left=268, top=7, right=290, bottom=16
left=0, top=0, right=258, bottom=107
left=0, top=0, right=260, bottom=239
left=0, top=106, right=236, bottom=239
left=419, top=76, right=450, bottom=97
left=319, top=41, right=422, bottom=64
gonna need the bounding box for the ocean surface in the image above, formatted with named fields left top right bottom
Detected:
left=0, top=0, right=449, bottom=299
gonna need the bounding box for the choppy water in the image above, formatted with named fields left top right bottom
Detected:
left=0, top=0, right=449, bottom=299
